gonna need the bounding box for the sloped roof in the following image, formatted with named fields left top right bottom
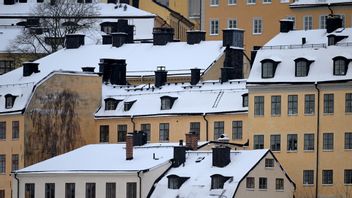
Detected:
left=290, top=0, right=352, bottom=7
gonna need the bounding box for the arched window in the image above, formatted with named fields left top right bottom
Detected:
left=5, top=94, right=16, bottom=109
left=104, top=98, right=120, bottom=110
left=261, top=59, right=280, bottom=78
left=167, top=175, right=189, bottom=189
left=295, top=58, right=314, bottom=77
left=211, top=174, right=232, bottom=189
left=160, top=96, right=177, bottom=110
left=333, top=56, right=349, bottom=76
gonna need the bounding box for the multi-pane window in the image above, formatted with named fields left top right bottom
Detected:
left=247, top=0, right=256, bottom=4
left=117, top=125, right=127, bottom=142
left=210, top=0, right=219, bottom=6
left=254, top=96, right=264, bottom=116
left=25, top=183, right=35, bottom=198
left=106, top=183, right=116, bottom=198
left=210, top=19, right=219, bottom=35
left=211, top=175, right=227, bottom=189
left=45, top=183, right=55, bottom=198
left=228, top=0, right=236, bottom=5
left=287, top=134, right=297, bottom=151
left=189, top=0, right=200, bottom=18
left=65, top=183, right=75, bottom=198
left=126, top=182, right=137, bottom=198
left=214, top=121, right=224, bottom=140
left=338, top=14, right=346, bottom=27
left=262, top=61, right=276, bottom=78
left=242, top=94, right=248, bottom=107
left=246, top=177, right=255, bottom=188
left=288, top=95, right=298, bottom=115
left=305, top=94, right=315, bottom=114
left=141, top=124, right=151, bottom=141
left=259, top=177, right=267, bottom=189
left=0, top=122, right=6, bottom=140
left=271, top=96, right=281, bottom=116
left=333, top=58, right=347, bottom=75
left=232, top=121, right=242, bottom=140
left=345, top=132, right=352, bottom=149
left=345, top=170, right=352, bottom=184
left=168, top=176, right=180, bottom=189
left=270, top=134, right=281, bottom=151
left=227, top=19, right=237, bottom=29
left=323, top=133, right=334, bottom=150
left=12, top=121, right=19, bottom=139
left=304, top=134, right=314, bottom=151
left=319, top=15, right=327, bottom=29
left=190, top=122, right=200, bottom=139
left=12, top=154, right=19, bottom=171
left=322, top=170, right=333, bottom=185
left=324, top=94, right=334, bottom=114
left=276, top=178, right=284, bottom=190
left=263, top=0, right=271, bottom=3
left=295, top=60, right=310, bottom=77
left=86, top=183, right=96, bottom=198
left=99, top=125, right=109, bottom=143
left=265, top=158, right=274, bottom=168
left=161, top=97, right=172, bottom=110
left=254, top=135, right=264, bottom=149
left=345, top=93, right=352, bottom=113
left=0, top=60, right=15, bottom=75
left=303, top=15, right=313, bottom=30
left=0, top=155, right=5, bottom=173
left=303, top=170, right=314, bottom=185
left=105, top=99, right=118, bottom=110
left=253, top=18, right=262, bottom=34
left=159, top=123, right=169, bottom=142
left=287, top=16, right=296, bottom=29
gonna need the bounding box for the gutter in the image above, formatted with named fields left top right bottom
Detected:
left=202, top=113, right=209, bottom=141
left=314, top=83, right=320, bottom=198
left=131, top=115, right=136, bottom=131
left=137, top=170, right=142, bottom=198
left=14, top=172, right=20, bottom=198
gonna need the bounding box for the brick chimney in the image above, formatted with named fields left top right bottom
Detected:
left=186, top=132, right=198, bottom=150
left=126, top=133, right=133, bottom=160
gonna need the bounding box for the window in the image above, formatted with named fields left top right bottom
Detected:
left=261, top=60, right=279, bottom=78
left=65, top=183, right=75, bottom=198
left=0, top=190, right=4, bottom=198
left=25, top=183, right=35, bottom=198
left=259, top=177, right=267, bottom=189
left=246, top=177, right=255, bottom=188
left=227, top=19, right=237, bottom=28
left=253, top=17, right=262, bottom=34
left=117, top=125, right=127, bottom=142
left=265, top=158, right=274, bottom=168
left=242, top=94, right=248, bottom=107
left=105, top=98, right=119, bottom=110
left=5, top=94, right=16, bottom=109
left=161, top=96, right=177, bottom=110
left=0, top=155, right=5, bottom=174
left=338, top=14, right=346, bottom=27
left=0, top=60, right=15, bottom=75
left=303, top=15, right=313, bottom=30
left=305, top=94, right=315, bottom=114
left=303, top=170, right=314, bottom=185
left=210, top=19, right=219, bottom=35
left=345, top=133, right=352, bottom=149
left=323, top=133, right=334, bottom=150
left=288, top=95, right=298, bottom=115
left=12, top=154, right=19, bottom=171
left=86, top=183, right=96, bottom=198
left=210, top=0, right=219, bottom=6
left=271, top=96, right=281, bottom=116
left=189, top=0, right=200, bottom=18
left=319, top=15, right=327, bottom=29
left=270, top=134, right=281, bottom=151
left=106, top=183, right=116, bottom=198
left=254, top=96, right=264, bottom=116
left=211, top=174, right=231, bottom=189
left=295, top=58, right=312, bottom=77
left=99, top=125, right=109, bottom=143
left=232, top=121, right=242, bottom=140
left=274, top=178, right=284, bottom=191
left=247, top=0, right=256, bottom=4
left=12, top=121, right=19, bottom=139
left=304, top=134, right=314, bottom=151
left=263, top=0, right=271, bottom=3
left=0, top=122, right=5, bottom=140
left=159, top=123, right=169, bottom=142
left=322, top=170, right=333, bottom=185
left=287, top=16, right=296, bottom=29
left=333, top=57, right=349, bottom=75
left=190, top=122, right=200, bottom=139
left=345, top=170, right=352, bottom=184
left=141, top=124, right=151, bottom=141
left=124, top=100, right=136, bottom=111
left=167, top=175, right=189, bottom=189
left=126, top=182, right=137, bottom=198
left=214, top=121, right=224, bottom=140
left=346, top=93, right=352, bottom=113
left=228, top=0, right=236, bottom=5
left=287, top=134, right=297, bottom=151
left=254, top=134, right=264, bottom=149
left=45, top=183, right=55, bottom=198
left=324, top=94, right=334, bottom=114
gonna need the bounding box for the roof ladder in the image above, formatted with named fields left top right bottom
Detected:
left=212, top=91, right=224, bottom=108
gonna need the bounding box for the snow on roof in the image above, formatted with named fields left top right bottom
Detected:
left=247, top=28, right=352, bottom=84
left=16, top=143, right=174, bottom=173
left=150, top=149, right=269, bottom=198
left=290, top=0, right=352, bottom=7
left=96, top=80, right=247, bottom=117
left=0, top=26, right=23, bottom=52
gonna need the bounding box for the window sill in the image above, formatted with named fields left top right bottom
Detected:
left=228, top=3, right=237, bottom=6
left=262, top=2, right=272, bottom=4
left=323, top=149, right=334, bottom=152
left=210, top=4, right=219, bottom=7
left=304, top=150, right=314, bottom=153
left=272, top=150, right=281, bottom=153
left=246, top=188, right=255, bottom=191
left=12, top=138, right=19, bottom=141
left=288, top=114, right=298, bottom=116
left=345, top=112, right=352, bottom=115
left=322, top=184, right=334, bottom=186
left=303, top=184, right=314, bottom=187
left=252, top=33, right=262, bottom=35
left=258, top=189, right=267, bottom=191
left=265, top=167, right=274, bottom=169
left=254, top=115, right=264, bottom=117
left=344, top=149, right=352, bottom=151
left=209, top=34, right=219, bottom=36
left=323, top=113, right=334, bottom=116
left=247, top=3, right=256, bottom=5
left=344, top=183, right=352, bottom=186
left=276, top=189, right=284, bottom=192
left=304, top=113, right=315, bottom=116
left=287, top=150, right=298, bottom=153
left=271, top=114, right=281, bottom=117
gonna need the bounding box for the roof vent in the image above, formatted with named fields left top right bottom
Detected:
left=23, top=62, right=40, bottom=77
left=187, top=30, right=206, bottom=45
left=153, top=27, right=174, bottom=46
left=65, top=34, right=85, bottom=49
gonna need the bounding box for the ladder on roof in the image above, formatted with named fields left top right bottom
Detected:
left=212, top=91, right=224, bottom=108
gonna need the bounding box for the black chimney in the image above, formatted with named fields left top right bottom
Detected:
left=187, top=31, right=206, bottom=45
left=280, top=19, right=294, bottom=33
left=154, top=66, right=167, bottom=87
left=65, top=34, right=85, bottom=49
left=120, top=0, right=130, bottom=4
left=326, top=15, right=343, bottom=33
left=111, top=32, right=128, bottom=47
left=4, top=0, right=15, bottom=5
left=102, top=35, right=112, bottom=45
left=212, top=146, right=231, bottom=167
left=173, top=146, right=186, bottom=167
left=221, top=67, right=234, bottom=83
left=153, top=27, right=174, bottom=45
left=23, top=62, right=40, bottom=77
left=222, top=47, right=243, bottom=81
left=132, top=131, right=147, bottom=146
left=302, top=37, right=306, bottom=45
left=250, top=46, right=261, bottom=67
left=99, top=59, right=127, bottom=85
left=81, top=67, right=95, bottom=72
left=190, top=68, right=201, bottom=85
left=116, top=20, right=134, bottom=43
left=223, top=29, right=244, bottom=47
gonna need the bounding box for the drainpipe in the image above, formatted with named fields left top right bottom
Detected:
left=137, top=170, right=142, bottom=198
left=202, top=113, right=209, bottom=141
left=314, top=83, right=320, bottom=198
left=131, top=115, right=136, bottom=132
left=14, top=173, right=20, bottom=198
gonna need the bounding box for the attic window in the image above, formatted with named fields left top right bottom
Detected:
left=242, top=94, right=248, bottom=107
left=104, top=98, right=120, bottom=110
left=261, top=59, right=280, bottom=78
left=167, top=175, right=189, bottom=189
left=160, top=96, right=178, bottom=110
left=211, top=174, right=232, bottom=189
left=5, top=94, right=16, bottom=109
left=124, top=100, right=136, bottom=111
left=295, top=58, right=314, bottom=77
left=333, top=56, right=349, bottom=76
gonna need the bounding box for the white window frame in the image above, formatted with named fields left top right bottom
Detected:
left=228, top=0, right=236, bottom=5
left=280, top=0, right=289, bottom=3
left=253, top=17, right=263, bottom=34
left=263, top=0, right=272, bottom=4
left=227, top=18, right=237, bottom=29
left=319, top=15, right=327, bottom=29
left=210, top=19, right=219, bottom=35
left=210, top=0, right=219, bottom=6
left=287, top=16, right=296, bottom=29
left=247, top=0, right=256, bottom=4
left=303, top=15, right=313, bottom=30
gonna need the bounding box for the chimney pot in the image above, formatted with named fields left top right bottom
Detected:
left=65, top=34, right=85, bottom=49
left=23, top=62, right=40, bottom=77
left=222, top=29, right=244, bottom=47
left=154, top=66, right=167, bottom=87
left=102, top=35, right=112, bottom=45
left=326, top=15, right=343, bottom=33
left=185, top=132, right=198, bottom=150
left=187, top=30, right=206, bottom=45
left=111, top=32, right=128, bottom=47
left=153, top=27, right=174, bottom=45
left=126, top=133, right=134, bottom=160
left=81, top=67, right=95, bottom=72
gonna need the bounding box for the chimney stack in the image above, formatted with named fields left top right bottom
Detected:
left=280, top=19, right=294, bottom=33
left=326, top=14, right=342, bottom=33
left=223, top=29, right=244, bottom=47
left=116, top=20, right=134, bottom=43
left=153, top=27, right=174, bottom=45
left=65, top=34, right=85, bottom=49
left=154, top=66, right=167, bottom=87
left=23, top=62, right=40, bottom=77
left=186, top=132, right=198, bottom=150
left=190, top=68, right=201, bottom=85
left=102, top=35, right=112, bottom=45
left=212, top=146, right=231, bottom=167
left=173, top=146, right=186, bottom=167
left=187, top=30, right=206, bottom=45
left=126, top=133, right=134, bottom=160
left=99, top=59, right=127, bottom=85
left=112, top=32, right=128, bottom=47
left=81, top=67, right=95, bottom=72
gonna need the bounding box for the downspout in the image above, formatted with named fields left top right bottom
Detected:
left=314, top=83, right=320, bottom=198
left=177, top=18, right=181, bottom=40
left=137, top=170, right=142, bottom=198
left=131, top=115, right=136, bottom=132
left=14, top=173, right=20, bottom=198
left=202, top=113, right=209, bottom=141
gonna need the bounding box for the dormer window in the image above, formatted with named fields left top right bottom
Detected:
left=295, top=58, right=314, bottom=77
left=167, top=175, right=189, bottom=189
left=5, top=94, right=16, bottom=109
left=211, top=174, right=232, bottom=189
left=160, top=96, right=177, bottom=110
left=328, top=35, right=348, bottom=46
left=261, top=59, right=279, bottom=78
left=333, top=56, right=349, bottom=76
left=124, top=100, right=136, bottom=111
left=104, top=98, right=120, bottom=110
left=242, top=93, right=248, bottom=107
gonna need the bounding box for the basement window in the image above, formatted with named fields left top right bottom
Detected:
left=211, top=174, right=232, bottom=189
left=167, top=175, right=189, bottom=189
left=261, top=59, right=280, bottom=78
left=104, top=98, right=120, bottom=110
left=5, top=94, right=16, bottom=109
left=160, top=96, right=178, bottom=110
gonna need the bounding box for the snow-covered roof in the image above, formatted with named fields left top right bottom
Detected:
left=0, top=26, right=23, bottom=52
left=151, top=149, right=270, bottom=198
left=96, top=80, right=247, bottom=118
left=15, top=143, right=174, bottom=173
left=247, top=28, right=352, bottom=84
left=290, top=0, right=352, bottom=7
